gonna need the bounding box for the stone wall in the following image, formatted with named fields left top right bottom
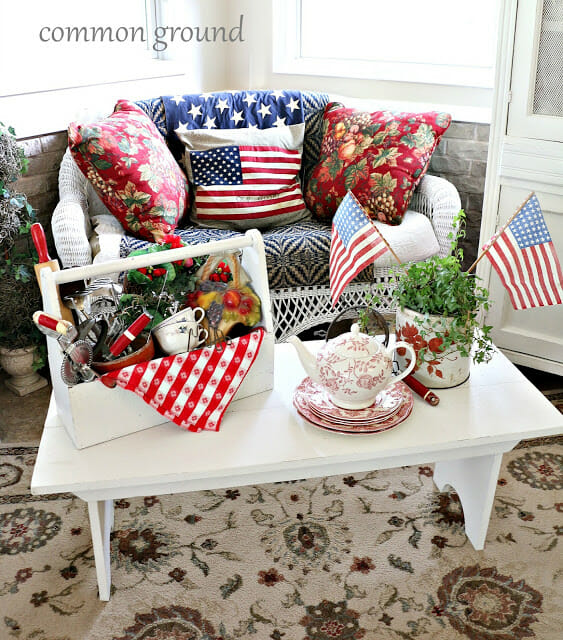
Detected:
left=430, top=122, right=490, bottom=269
left=16, top=123, right=490, bottom=266
left=14, top=132, right=68, bottom=252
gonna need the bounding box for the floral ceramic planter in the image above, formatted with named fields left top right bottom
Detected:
left=395, top=306, right=470, bottom=389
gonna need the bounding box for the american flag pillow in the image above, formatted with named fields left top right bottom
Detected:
left=163, top=91, right=310, bottom=229
left=189, top=144, right=305, bottom=224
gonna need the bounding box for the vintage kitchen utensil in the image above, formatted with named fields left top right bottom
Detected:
left=30, top=223, right=74, bottom=325
left=108, top=311, right=153, bottom=357
left=60, top=340, right=96, bottom=386
left=32, top=311, right=77, bottom=343
left=66, top=278, right=121, bottom=319
left=288, top=323, right=416, bottom=410
left=76, top=316, right=109, bottom=359
left=91, top=333, right=155, bottom=375
left=33, top=311, right=116, bottom=388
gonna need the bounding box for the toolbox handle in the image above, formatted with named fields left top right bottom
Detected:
left=48, top=230, right=260, bottom=286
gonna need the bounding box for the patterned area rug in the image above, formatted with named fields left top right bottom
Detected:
left=1, top=400, right=561, bottom=639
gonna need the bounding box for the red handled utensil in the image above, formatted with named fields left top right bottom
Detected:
left=32, top=311, right=77, bottom=342
left=31, top=223, right=75, bottom=326
left=403, top=374, right=440, bottom=406
left=33, top=311, right=115, bottom=388
left=108, top=312, right=153, bottom=357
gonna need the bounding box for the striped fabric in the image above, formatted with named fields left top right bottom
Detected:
left=163, top=90, right=309, bottom=230
left=191, top=145, right=304, bottom=222
left=102, top=329, right=265, bottom=432
left=135, top=91, right=330, bottom=193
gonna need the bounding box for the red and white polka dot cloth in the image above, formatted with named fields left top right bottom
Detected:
left=101, top=328, right=265, bottom=432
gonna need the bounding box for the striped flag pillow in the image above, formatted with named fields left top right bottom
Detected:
left=189, top=144, right=305, bottom=224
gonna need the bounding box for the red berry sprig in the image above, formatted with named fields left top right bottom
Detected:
left=209, top=261, right=232, bottom=283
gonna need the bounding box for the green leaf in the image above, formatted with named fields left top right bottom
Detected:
left=399, top=133, right=416, bottom=148
left=387, top=554, right=414, bottom=573
left=390, top=210, right=494, bottom=366
left=326, top=153, right=342, bottom=180
left=372, top=171, right=397, bottom=193
left=191, top=552, right=209, bottom=576
left=371, top=131, right=387, bottom=147
left=121, top=156, right=138, bottom=169
left=343, top=158, right=368, bottom=190
left=118, top=138, right=131, bottom=153
left=408, top=526, right=421, bottom=549
left=93, top=158, right=113, bottom=170
left=371, top=147, right=399, bottom=169
left=219, top=574, right=242, bottom=599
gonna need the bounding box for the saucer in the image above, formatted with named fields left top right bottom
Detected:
left=295, top=377, right=404, bottom=423
left=293, top=378, right=413, bottom=435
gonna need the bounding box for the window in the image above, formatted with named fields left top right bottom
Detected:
left=1, top=0, right=162, bottom=96
left=0, top=0, right=188, bottom=137
left=274, top=0, right=499, bottom=88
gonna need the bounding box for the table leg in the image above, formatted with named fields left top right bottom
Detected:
left=87, top=500, right=113, bottom=601
left=433, top=453, right=503, bottom=551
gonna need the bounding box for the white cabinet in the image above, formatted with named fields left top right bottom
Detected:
left=478, top=0, right=563, bottom=375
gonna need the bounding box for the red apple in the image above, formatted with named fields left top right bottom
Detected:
left=223, top=289, right=242, bottom=309
left=239, top=297, right=254, bottom=315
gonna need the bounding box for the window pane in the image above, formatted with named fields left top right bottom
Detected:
left=1, top=0, right=150, bottom=95
left=300, top=0, right=497, bottom=69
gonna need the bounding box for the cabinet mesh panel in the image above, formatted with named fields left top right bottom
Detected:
left=532, top=0, right=563, bottom=117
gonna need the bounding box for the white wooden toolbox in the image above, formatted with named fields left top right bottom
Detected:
left=39, top=230, right=275, bottom=449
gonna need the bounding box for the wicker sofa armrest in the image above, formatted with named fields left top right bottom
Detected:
left=52, top=149, right=92, bottom=267
left=410, top=174, right=461, bottom=257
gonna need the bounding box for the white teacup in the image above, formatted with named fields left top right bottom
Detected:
left=157, top=306, right=205, bottom=329
left=153, top=310, right=209, bottom=355
left=183, top=321, right=208, bottom=352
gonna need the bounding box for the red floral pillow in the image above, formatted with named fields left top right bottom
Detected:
left=305, top=103, right=451, bottom=225
left=68, top=100, right=189, bottom=242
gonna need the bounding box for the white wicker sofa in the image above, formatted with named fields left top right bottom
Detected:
left=51, top=91, right=461, bottom=341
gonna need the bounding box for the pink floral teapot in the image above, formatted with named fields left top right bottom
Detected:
left=288, top=324, right=416, bottom=410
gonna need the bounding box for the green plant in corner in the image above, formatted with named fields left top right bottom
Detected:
left=0, top=121, right=46, bottom=370
left=392, top=209, right=494, bottom=372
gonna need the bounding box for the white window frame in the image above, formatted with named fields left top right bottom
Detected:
left=273, top=0, right=496, bottom=89
left=0, top=0, right=186, bottom=138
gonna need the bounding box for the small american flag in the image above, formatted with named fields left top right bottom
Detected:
left=330, top=191, right=390, bottom=305
left=190, top=144, right=304, bottom=221
left=484, top=193, right=563, bottom=309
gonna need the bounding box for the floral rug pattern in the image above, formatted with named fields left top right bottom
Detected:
left=0, top=441, right=562, bottom=640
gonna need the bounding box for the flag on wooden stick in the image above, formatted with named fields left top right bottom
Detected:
left=483, top=193, right=563, bottom=310
left=329, top=191, right=391, bottom=306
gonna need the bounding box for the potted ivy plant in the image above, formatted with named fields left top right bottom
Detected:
left=0, top=122, right=47, bottom=395
left=392, top=210, right=494, bottom=388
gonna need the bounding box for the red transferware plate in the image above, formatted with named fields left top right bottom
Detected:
left=293, top=379, right=413, bottom=434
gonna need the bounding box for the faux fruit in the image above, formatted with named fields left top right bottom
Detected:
left=223, top=289, right=242, bottom=309
left=188, top=285, right=261, bottom=340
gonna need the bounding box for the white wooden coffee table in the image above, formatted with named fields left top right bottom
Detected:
left=31, top=341, right=563, bottom=601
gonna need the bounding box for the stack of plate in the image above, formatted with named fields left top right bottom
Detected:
left=293, top=377, right=413, bottom=434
